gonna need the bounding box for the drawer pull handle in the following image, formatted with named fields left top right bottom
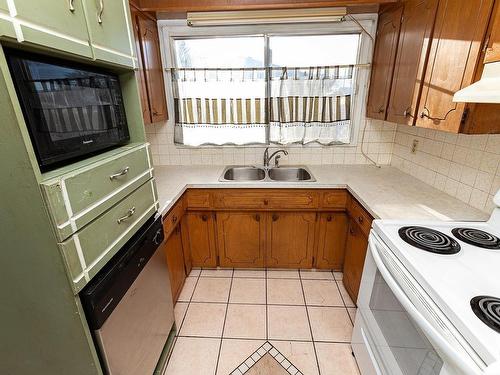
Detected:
left=97, top=0, right=104, bottom=24
left=272, top=214, right=279, bottom=222
left=358, top=216, right=364, bottom=224
left=201, top=214, right=208, bottom=222
left=327, top=215, right=333, bottom=222
left=255, top=214, right=260, bottom=222
left=117, top=207, right=136, bottom=224
left=69, top=0, right=75, bottom=12
left=263, top=199, right=269, bottom=206
left=109, top=166, right=129, bottom=180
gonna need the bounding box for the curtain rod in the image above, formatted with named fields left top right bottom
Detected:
left=164, top=63, right=371, bottom=71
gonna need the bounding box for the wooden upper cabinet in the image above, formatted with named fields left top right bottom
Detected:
left=484, top=1, right=500, bottom=63
left=216, top=212, right=265, bottom=268
left=386, top=0, right=438, bottom=125
left=130, top=8, right=152, bottom=125
left=366, top=5, right=403, bottom=120
left=415, top=0, right=494, bottom=133
left=182, top=212, right=217, bottom=268
left=266, top=212, right=316, bottom=268
left=316, top=212, right=348, bottom=270
left=137, top=15, right=168, bottom=123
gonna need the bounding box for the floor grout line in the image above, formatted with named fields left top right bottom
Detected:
left=299, top=270, right=322, bottom=375
left=213, top=268, right=234, bottom=375
left=265, top=267, right=269, bottom=341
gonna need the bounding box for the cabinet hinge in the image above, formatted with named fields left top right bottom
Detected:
left=315, top=212, right=319, bottom=221
left=461, top=108, right=470, bottom=125
left=312, top=256, right=315, bottom=266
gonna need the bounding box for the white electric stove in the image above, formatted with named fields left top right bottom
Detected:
left=352, top=191, right=500, bottom=375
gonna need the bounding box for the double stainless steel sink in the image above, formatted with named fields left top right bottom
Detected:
left=220, top=166, right=316, bottom=182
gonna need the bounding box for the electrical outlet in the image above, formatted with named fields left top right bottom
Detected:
left=411, top=139, right=419, bottom=154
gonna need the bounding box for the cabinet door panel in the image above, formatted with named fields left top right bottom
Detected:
left=266, top=212, right=316, bottom=268
left=415, top=0, right=494, bottom=133
left=14, top=0, right=91, bottom=57
left=366, top=6, right=403, bottom=120
left=183, top=212, right=217, bottom=268
left=386, top=0, right=438, bottom=125
left=316, top=213, right=348, bottom=270
left=343, top=219, right=368, bottom=304
left=138, top=16, right=168, bottom=123
left=163, top=226, right=185, bottom=302
left=216, top=212, right=265, bottom=268
left=83, top=0, right=134, bottom=66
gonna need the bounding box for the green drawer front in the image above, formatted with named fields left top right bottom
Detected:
left=60, top=178, right=158, bottom=293
left=41, top=143, right=152, bottom=241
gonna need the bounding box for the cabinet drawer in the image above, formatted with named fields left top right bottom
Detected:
left=185, top=190, right=212, bottom=209
left=42, top=144, right=152, bottom=241
left=322, top=190, right=348, bottom=209
left=163, top=198, right=185, bottom=239
left=213, top=190, right=319, bottom=210
left=59, top=179, right=158, bottom=293
left=348, top=198, right=373, bottom=237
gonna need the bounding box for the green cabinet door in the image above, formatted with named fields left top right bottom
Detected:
left=0, top=0, right=16, bottom=39
left=83, top=0, right=135, bottom=67
left=13, top=0, right=92, bottom=57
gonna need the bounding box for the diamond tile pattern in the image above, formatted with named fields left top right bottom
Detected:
left=164, top=268, right=359, bottom=375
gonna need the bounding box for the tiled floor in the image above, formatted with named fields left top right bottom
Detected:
left=165, top=268, right=359, bottom=375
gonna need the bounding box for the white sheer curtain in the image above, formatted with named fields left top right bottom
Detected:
left=269, top=66, right=354, bottom=145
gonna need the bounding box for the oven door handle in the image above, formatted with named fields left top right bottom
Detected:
left=369, top=239, right=481, bottom=375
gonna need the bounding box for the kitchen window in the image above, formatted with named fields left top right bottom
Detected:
left=162, top=20, right=373, bottom=147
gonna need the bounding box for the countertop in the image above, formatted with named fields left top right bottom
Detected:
left=154, top=165, right=490, bottom=222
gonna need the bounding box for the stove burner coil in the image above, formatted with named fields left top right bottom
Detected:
left=452, top=228, right=500, bottom=250
left=398, top=226, right=461, bottom=254
left=471, top=296, right=500, bottom=334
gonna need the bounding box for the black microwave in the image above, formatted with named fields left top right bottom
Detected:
left=6, top=49, right=130, bottom=171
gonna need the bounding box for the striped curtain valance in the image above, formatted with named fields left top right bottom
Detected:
left=171, top=66, right=355, bottom=146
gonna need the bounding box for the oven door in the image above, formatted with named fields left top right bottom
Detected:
left=352, top=232, right=484, bottom=375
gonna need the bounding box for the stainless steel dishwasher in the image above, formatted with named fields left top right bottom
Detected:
left=81, top=215, right=175, bottom=375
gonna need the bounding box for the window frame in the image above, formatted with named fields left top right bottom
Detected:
left=158, top=15, right=377, bottom=148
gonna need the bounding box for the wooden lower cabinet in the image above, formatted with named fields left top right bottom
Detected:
left=343, top=218, right=369, bottom=304
left=216, top=212, right=265, bottom=268
left=266, top=212, right=316, bottom=268
left=182, top=211, right=217, bottom=268
left=315, top=212, right=348, bottom=270
left=163, top=226, right=186, bottom=302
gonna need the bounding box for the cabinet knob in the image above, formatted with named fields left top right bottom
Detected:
left=272, top=214, right=279, bottom=222
left=327, top=215, right=333, bottom=222
left=201, top=214, right=208, bottom=222
left=69, top=0, right=75, bottom=12
left=377, top=107, right=385, bottom=114
left=254, top=214, right=260, bottom=222
left=263, top=199, right=269, bottom=206
left=350, top=227, right=355, bottom=235
left=358, top=216, right=364, bottom=224
left=172, top=215, right=178, bottom=224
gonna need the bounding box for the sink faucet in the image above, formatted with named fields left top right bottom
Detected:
left=263, top=147, right=288, bottom=168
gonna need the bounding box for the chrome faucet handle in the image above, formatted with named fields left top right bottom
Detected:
left=274, top=155, right=281, bottom=168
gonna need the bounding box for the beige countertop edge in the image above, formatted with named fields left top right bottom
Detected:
left=154, top=165, right=490, bottom=223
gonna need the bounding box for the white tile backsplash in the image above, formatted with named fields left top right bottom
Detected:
left=146, top=118, right=397, bottom=167
left=391, top=124, right=500, bottom=213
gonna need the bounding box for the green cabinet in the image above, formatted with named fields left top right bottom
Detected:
left=13, top=0, right=92, bottom=57
left=82, top=0, right=135, bottom=67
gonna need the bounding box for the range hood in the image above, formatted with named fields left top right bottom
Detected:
left=453, top=61, right=500, bottom=103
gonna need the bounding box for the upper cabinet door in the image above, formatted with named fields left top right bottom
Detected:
left=386, top=0, right=438, bottom=125
left=137, top=15, right=168, bottom=123
left=13, top=0, right=92, bottom=57
left=485, top=2, right=500, bottom=63
left=83, top=0, right=135, bottom=67
left=415, top=0, right=494, bottom=133
left=366, top=5, right=403, bottom=120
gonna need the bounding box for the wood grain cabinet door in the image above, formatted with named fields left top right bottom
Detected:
left=163, top=226, right=186, bottom=302
left=137, top=16, right=168, bottom=123
left=182, top=212, right=217, bottom=268
left=316, top=213, right=348, bottom=270
left=386, top=0, right=438, bottom=125
left=266, top=212, right=316, bottom=268
left=216, top=212, right=265, bottom=268
left=415, top=0, right=494, bottom=133
left=343, top=219, right=369, bottom=304
left=366, top=5, right=403, bottom=120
